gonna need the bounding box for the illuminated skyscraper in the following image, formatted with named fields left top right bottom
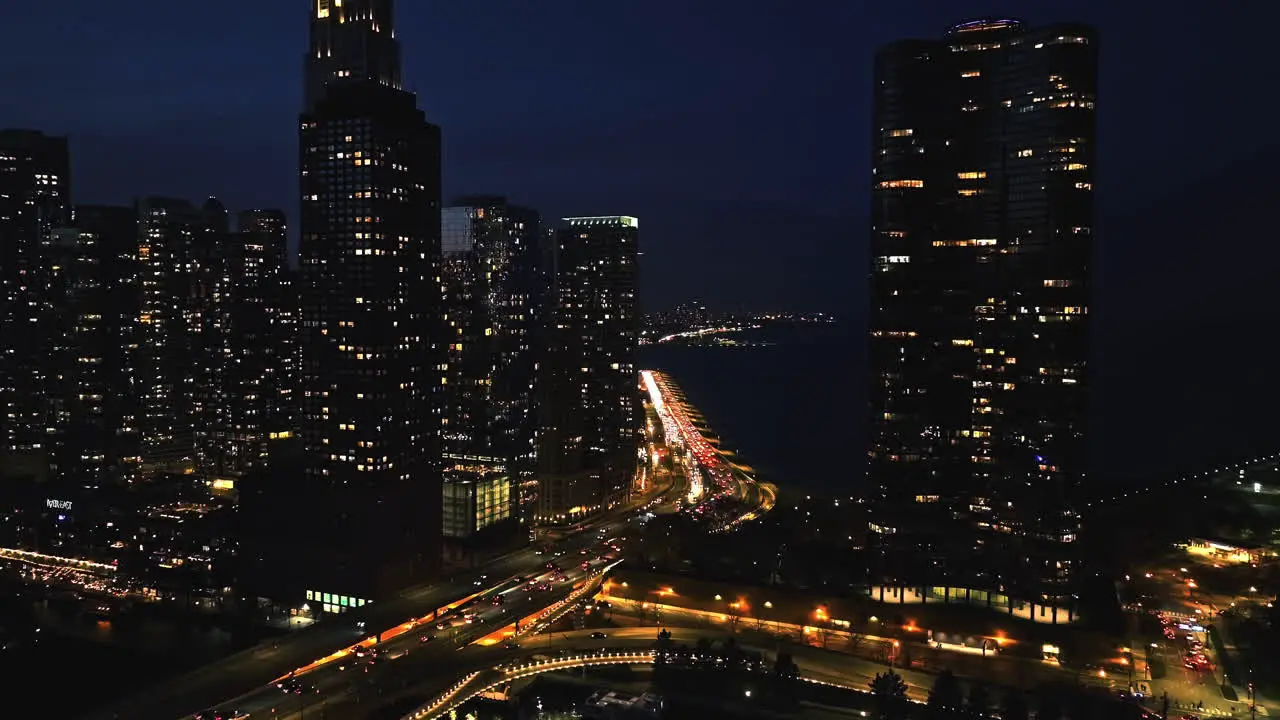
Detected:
left=43, top=206, right=141, bottom=487
left=287, top=0, right=442, bottom=604
left=0, top=130, right=70, bottom=478
left=867, top=18, right=1096, bottom=623
left=539, top=217, right=640, bottom=523
left=213, top=210, right=294, bottom=476
left=134, top=197, right=227, bottom=474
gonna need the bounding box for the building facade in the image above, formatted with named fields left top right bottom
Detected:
left=866, top=18, right=1096, bottom=623
left=210, top=210, right=295, bottom=476
left=135, top=197, right=229, bottom=475
left=440, top=197, right=540, bottom=542
left=43, top=206, right=142, bottom=488
left=0, top=130, right=71, bottom=480
left=289, top=0, right=443, bottom=603
left=538, top=217, right=641, bottom=523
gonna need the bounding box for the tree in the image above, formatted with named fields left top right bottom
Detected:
left=1001, top=690, right=1029, bottom=720
left=927, top=670, right=964, bottom=718
left=869, top=671, right=909, bottom=720
left=773, top=651, right=799, bottom=681
left=965, top=684, right=992, bottom=718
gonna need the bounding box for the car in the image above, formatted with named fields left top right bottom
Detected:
left=278, top=678, right=315, bottom=694
left=590, top=631, right=607, bottom=639
left=420, top=633, right=435, bottom=643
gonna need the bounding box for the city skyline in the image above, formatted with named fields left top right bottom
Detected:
left=0, top=2, right=1271, bottom=316
left=1, top=4, right=1278, bottom=720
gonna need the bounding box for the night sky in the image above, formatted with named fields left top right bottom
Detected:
left=3, top=2, right=1278, bottom=467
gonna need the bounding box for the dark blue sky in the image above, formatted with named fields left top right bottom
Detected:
left=0, top=2, right=1273, bottom=314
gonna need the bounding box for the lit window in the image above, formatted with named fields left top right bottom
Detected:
left=877, top=179, right=924, bottom=189
left=956, top=171, right=986, bottom=179
left=884, top=128, right=913, bottom=137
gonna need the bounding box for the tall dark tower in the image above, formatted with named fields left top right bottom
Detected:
left=867, top=18, right=1096, bottom=624
left=289, top=0, right=442, bottom=607
left=304, top=0, right=402, bottom=112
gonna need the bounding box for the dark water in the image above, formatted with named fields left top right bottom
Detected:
left=640, top=321, right=860, bottom=496
left=0, top=603, right=256, bottom=719
left=0, top=632, right=185, bottom=719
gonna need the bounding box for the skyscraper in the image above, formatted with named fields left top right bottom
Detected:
left=439, top=197, right=540, bottom=549
left=293, top=0, right=443, bottom=604
left=0, top=130, right=70, bottom=480
left=867, top=18, right=1096, bottom=623
left=43, top=206, right=141, bottom=488
left=214, top=210, right=294, bottom=476
left=135, top=197, right=228, bottom=475
left=539, top=217, right=640, bottom=523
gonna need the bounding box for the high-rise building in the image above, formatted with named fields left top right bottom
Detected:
left=538, top=217, right=640, bottom=523
left=0, top=130, right=70, bottom=480
left=439, top=197, right=540, bottom=547
left=866, top=18, right=1096, bottom=623
left=42, top=206, right=141, bottom=488
left=135, top=197, right=228, bottom=475
left=290, top=0, right=442, bottom=605
left=213, top=210, right=294, bottom=476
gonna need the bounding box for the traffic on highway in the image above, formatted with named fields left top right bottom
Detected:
left=186, top=539, right=624, bottom=720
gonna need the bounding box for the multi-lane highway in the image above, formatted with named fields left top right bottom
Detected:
left=190, top=557, right=616, bottom=720
left=83, top=519, right=632, bottom=720
left=643, top=370, right=776, bottom=527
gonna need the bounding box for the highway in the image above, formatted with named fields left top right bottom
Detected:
left=643, top=371, right=776, bottom=527
left=190, top=559, right=616, bottom=720
left=83, top=519, right=632, bottom=720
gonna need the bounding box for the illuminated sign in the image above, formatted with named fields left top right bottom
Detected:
left=46, top=498, right=73, bottom=511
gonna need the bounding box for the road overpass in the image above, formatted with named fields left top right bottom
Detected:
left=385, top=625, right=944, bottom=720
